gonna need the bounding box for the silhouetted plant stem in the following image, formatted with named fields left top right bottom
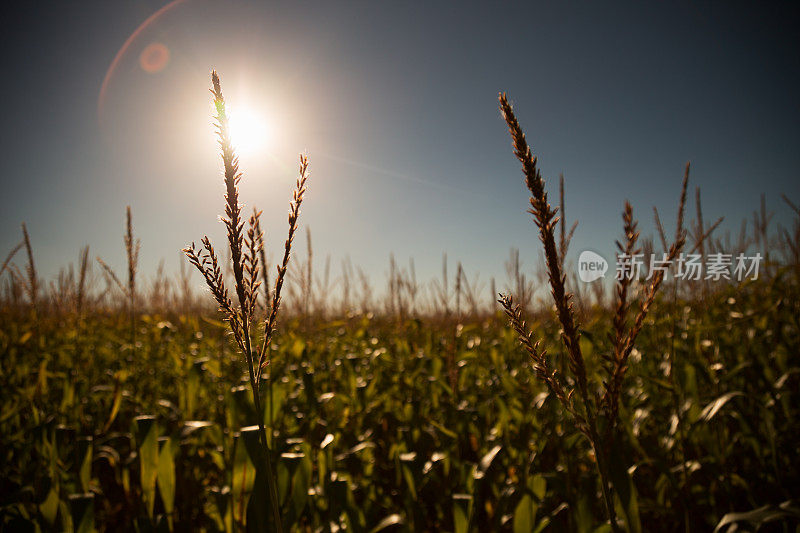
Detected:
left=498, top=92, right=688, bottom=532
left=184, top=71, right=311, bottom=533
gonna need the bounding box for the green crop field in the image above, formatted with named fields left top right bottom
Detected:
left=2, top=258, right=799, bottom=532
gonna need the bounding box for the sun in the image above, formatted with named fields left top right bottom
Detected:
left=228, top=105, right=269, bottom=156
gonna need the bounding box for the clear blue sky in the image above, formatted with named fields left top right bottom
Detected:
left=1, top=1, right=798, bottom=294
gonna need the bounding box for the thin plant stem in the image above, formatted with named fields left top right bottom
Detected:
left=183, top=71, right=311, bottom=533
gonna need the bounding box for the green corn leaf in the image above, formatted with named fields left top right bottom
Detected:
left=452, top=494, right=472, bottom=533
left=714, top=500, right=800, bottom=532
left=698, top=392, right=743, bottom=423
left=76, top=436, right=92, bottom=493
left=135, top=416, right=159, bottom=520
left=513, top=493, right=535, bottom=533
left=368, top=513, right=404, bottom=533
left=242, top=426, right=272, bottom=533
left=157, top=437, right=176, bottom=520
left=40, top=487, right=60, bottom=526
left=232, top=433, right=255, bottom=527
left=479, top=445, right=503, bottom=474
left=68, top=493, right=94, bottom=533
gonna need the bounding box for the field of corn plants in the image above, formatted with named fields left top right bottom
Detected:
left=1, top=76, right=799, bottom=532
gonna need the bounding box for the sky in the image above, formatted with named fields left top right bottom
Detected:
left=1, top=1, right=799, bottom=299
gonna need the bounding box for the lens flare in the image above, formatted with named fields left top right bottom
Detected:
left=139, top=42, right=170, bottom=73
left=98, top=0, right=187, bottom=123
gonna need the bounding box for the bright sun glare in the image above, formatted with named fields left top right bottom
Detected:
left=228, top=106, right=269, bottom=156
